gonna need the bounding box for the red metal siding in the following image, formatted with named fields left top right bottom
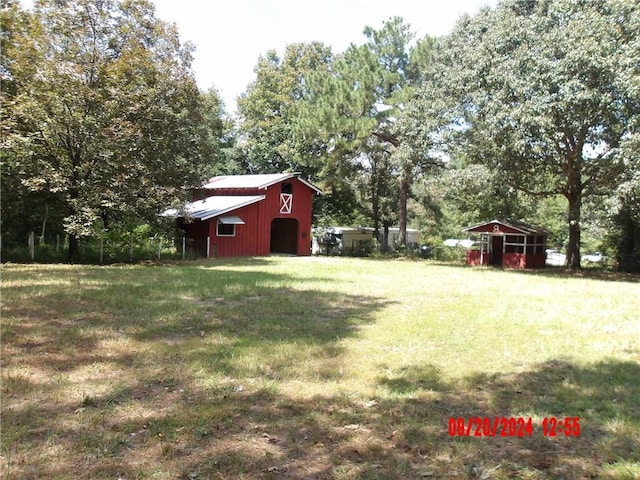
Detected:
left=207, top=202, right=266, bottom=258
left=503, top=253, right=526, bottom=269
left=195, top=178, right=316, bottom=258
left=467, top=251, right=546, bottom=268
left=467, top=250, right=489, bottom=266
left=258, top=179, right=314, bottom=256
left=503, top=253, right=546, bottom=268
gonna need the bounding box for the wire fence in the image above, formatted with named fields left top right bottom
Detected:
left=1, top=232, right=202, bottom=264
left=2, top=232, right=474, bottom=264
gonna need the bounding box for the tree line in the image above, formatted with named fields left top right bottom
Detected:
left=2, top=0, right=639, bottom=270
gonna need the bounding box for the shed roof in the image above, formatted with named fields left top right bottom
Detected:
left=202, top=173, right=322, bottom=194
left=463, top=219, right=548, bottom=235
left=326, top=227, right=373, bottom=235
left=161, top=195, right=265, bottom=221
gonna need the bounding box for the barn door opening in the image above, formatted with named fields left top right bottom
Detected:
left=490, top=235, right=504, bottom=266
left=270, top=218, right=298, bottom=255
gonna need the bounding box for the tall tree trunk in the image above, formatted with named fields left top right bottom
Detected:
left=398, top=176, right=409, bottom=248
left=566, top=196, right=581, bottom=270
left=564, top=152, right=583, bottom=271
left=383, top=223, right=390, bottom=253
left=68, top=234, right=80, bottom=263
left=372, top=183, right=381, bottom=244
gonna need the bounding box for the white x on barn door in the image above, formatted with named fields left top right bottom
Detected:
left=280, top=193, right=292, bottom=214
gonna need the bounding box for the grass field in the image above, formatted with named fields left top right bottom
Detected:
left=1, top=257, right=639, bottom=479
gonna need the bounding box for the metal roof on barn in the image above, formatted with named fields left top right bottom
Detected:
left=463, top=219, right=548, bottom=235
left=202, top=173, right=323, bottom=194
left=161, top=195, right=266, bottom=221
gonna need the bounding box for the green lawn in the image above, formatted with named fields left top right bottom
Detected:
left=1, top=257, right=639, bottom=479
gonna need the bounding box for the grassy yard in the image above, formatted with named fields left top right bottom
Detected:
left=1, top=257, right=639, bottom=479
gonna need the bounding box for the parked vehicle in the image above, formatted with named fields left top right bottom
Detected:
left=581, top=252, right=607, bottom=264
left=545, top=249, right=566, bottom=267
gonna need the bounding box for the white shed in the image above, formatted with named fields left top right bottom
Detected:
left=387, top=227, right=421, bottom=248
left=312, top=227, right=375, bottom=255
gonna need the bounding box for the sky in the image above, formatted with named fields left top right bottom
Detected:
left=149, top=0, right=498, bottom=112
left=20, top=0, right=498, bottom=111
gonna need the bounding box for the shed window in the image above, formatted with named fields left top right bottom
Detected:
left=217, top=216, right=244, bottom=237
left=217, top=223, right=236, bottom=236
left=281, top=182, right=293, bottom=194
left=504, top=235, right=525, bottom=253
left=526, top=235, right=546, bottom=254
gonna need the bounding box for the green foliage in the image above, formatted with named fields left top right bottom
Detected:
left=1, top=0, right=224, bottom=261
left=408, top=0, right=640, bottom=269
left=295, top=18, right=438, bottom=242
left=606, top=155, right=640, bottom=271
left=198, top=88, right=237, bottom=177
left=430, top=245, right=466, bottom=263
left=236, top=42, right=333, bottom=176
left=0, top=222, right=191, bottom=264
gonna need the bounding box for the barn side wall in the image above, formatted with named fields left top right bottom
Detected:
left=195, top=178, right=316, bottom=258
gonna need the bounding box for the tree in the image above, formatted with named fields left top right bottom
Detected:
left=1, top=0, right=69, bottom=249
left=237, top=42, right=333, bottom=177
left=297, top=17, right=437, bottom=246
left=409, top=0, right=640, bottom=269
left=1, top=0, right=218, bottom=261
left=611, top=185, right=640, bottom=273
left=198, top=87, right=238, bottom=177
left=607, top=132, right=640, bottom=272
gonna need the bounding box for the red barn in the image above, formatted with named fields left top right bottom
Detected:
left=164, top=173, right=322, bottom=258
left=463, top=219, right=548, bottom=268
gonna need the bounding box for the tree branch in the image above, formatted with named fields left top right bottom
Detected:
left=512, top=182, right=562, bottom=197
left=373, top=131, right=399, bottom=147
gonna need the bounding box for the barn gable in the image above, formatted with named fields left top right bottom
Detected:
left=464, top=219, right=548, bottom=236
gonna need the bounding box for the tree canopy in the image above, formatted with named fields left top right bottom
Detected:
left=1, top=0, right=221, bottom=260
left=407, top=0, right=640, bottom=269
left=236, top=42, right=333, bottom=177
left=295, top=17, right=438, bottom=245
left=3, top=0, right=638, bottom=267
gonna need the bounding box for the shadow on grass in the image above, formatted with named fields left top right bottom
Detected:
left=416, top=258, right=640, bottom=284
left=375, top=358, right=640, bottom=478
left=2, top=263, right=639, bottom=479
left=2, top=264, right=382, bottom=369
left=169, top=357, right=640, bottom=479
left=509, top=266, right=640, bottom=284
left=2, top=262, right=395, bottom=478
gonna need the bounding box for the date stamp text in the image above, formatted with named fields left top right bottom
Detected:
left=448, top=416, right=581, bottom=437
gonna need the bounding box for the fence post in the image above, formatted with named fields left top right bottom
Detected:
left=206, top=236, right=210, bottom=258
left=129, top=236, right=134, bottom=262
left=29, top=231, right=35, bottom=260
left=182, top=236, right=186, bottom=260
left=157, top=240, right=161, bottom=260
left=99, top=237, right=104, bottom=264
